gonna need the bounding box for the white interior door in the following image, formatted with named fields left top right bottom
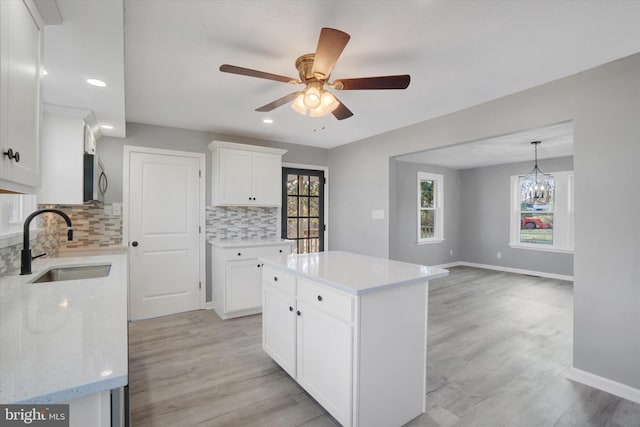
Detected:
left=127, top=149, right=202, bottom=320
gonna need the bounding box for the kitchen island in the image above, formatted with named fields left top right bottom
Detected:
left=0, top=253, right=128, bottom=426
left=259, top=251, right=448, bottom=427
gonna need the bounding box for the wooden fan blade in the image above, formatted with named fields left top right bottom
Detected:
left=331, top=97, right=354, bottom=120
left=220, top=64, right=295, bottom=84
left=255, top=92, right=300, bottom=112
left=334, top=75, right=410, bottom=90
left=311, top=28, right=351, bottom=80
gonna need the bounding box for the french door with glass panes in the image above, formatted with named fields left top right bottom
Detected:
left=282, top=168, right=325, bottom=254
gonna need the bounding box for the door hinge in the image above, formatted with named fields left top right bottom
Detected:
left=199, top=169, right=202, bottom=178
left=323, top=224, right=326, bottom=231
left=323, top=177, right=326, bottom=184
left=199, top=225, right=202, bottom=234
left=199, top=281, right=202, bottom=289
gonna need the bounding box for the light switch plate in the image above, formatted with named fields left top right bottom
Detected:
left=112, top=202, right=122, bottom=216
left=371, top=209, right=385, bottom=220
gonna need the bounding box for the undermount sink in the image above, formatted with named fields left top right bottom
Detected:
left=30, top=264, right=112, bottom=283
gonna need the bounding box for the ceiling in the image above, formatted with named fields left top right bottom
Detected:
left=41, top=0, right=125, bottom=138
left=395, top=121, right=573, bottom=170
left=42, top=1, right=640, bottom=148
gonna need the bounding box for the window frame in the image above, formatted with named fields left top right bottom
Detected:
left=509, top=170, right=574, bottom=253
left=0, top=194, right=38, bottom=248
left=417, top=171, right=444, bottom=244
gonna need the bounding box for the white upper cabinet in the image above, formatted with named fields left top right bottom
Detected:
left=0, top=0, right=43, bottom=192
left=208, top=141, right=287, bottom=206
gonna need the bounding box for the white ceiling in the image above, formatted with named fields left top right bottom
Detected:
left=42, top=1, right=640, bottom=148
left=41, top=0, right=125, bottom=138
left=395, top=121, right=573, bottom=170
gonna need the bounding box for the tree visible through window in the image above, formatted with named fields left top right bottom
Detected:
left=417, top=172, right=444, bottom=243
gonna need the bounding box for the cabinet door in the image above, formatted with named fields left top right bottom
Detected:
left=262, top=283, right=297, bottom=377
left=296, top=301, right=353, bottom=426
left=225, top=260, right=263, bottom=312
left=0, top=0, right=42, bottom=187
left=252, top=151, right=281, bottom=205
left=217, top=148, right=252, bottom=204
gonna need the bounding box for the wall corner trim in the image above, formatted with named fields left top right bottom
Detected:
left=568, top=368, right=640, bottom=405
left=430, top=261, right=573, bottom=282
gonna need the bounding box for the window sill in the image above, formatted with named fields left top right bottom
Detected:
left=509, top=243, right=574, bottom=254
left=0, top=228, right=43, bottom=249
left=417, top=238, right=445, bottom=245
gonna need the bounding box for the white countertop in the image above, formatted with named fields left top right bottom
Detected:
left=0, top=253, right=128, bottom=404
left=208, top=238, right=292, bottom=248
left=259, top=251, right=449, bottom=295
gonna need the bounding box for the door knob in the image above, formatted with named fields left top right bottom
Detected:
left=131, top=241, right=139, bottom=247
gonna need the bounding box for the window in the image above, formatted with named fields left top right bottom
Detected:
left=417, top=172, right=444, bottom=243
left=0, top=194, right=37, bottom=246
left=510, top=171, right=573, bottom=252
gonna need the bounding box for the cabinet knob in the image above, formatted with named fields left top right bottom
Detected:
left=248, top=197, right=252, bottom=201
left=279, top=249, right=283, bottom=253
left=237, top=252, right=241, bottom=256
left=296, top=310, right=301, bottom=316
left=273, top=276, right=278, bottom=282
left=257, top=264, right=263, bottom=268
left=131, top=241, right=139, bottom=247
left=317, top=295, right=323, bottom=302
left=289, top=306, right=293, bottom=312
left=3, top=148, right=20, bottom=163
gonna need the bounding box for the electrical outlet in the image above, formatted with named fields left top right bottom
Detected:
left=497, top=251, right=502, bottom=259
left=449, top=249, right=453, bottom=256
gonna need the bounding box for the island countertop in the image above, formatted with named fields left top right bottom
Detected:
left=259, top=251, right=449, bottom=295
left=0, top=253, right=128, bottom=404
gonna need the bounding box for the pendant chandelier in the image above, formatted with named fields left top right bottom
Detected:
left=520, top=141, right=553, bottom=205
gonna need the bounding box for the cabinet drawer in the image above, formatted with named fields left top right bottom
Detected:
left=223, top=244, right=291, bottom=261
left=262, top=265, right=296, bottom=295
left=298, top=278, right=353, bottom=323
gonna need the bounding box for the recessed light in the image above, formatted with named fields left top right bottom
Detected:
left=87, top=78, right=106, bottom=87
left=263, top=118, right=274, bottom=124
left=100, top=125, right=114, bottom=130
left=42, top=69, right=48, bottom=76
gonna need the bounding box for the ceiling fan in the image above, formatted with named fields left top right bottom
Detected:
left=219, top=27, right=410, bottom=120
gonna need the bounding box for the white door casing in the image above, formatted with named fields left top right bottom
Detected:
left=124, top=146, right=205, bottom=320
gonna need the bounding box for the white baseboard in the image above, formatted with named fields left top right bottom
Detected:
left=568, top=368, right=640, bottom=404
left=432, top=261, right=573, bottom=282
left=205, top=301, right=215, bottom=310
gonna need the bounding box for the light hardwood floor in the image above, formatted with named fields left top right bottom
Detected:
left=128, top=267, right=640, bottom=426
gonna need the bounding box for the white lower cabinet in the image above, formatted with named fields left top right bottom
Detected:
left=210, top=241, right=292, bottom=319
left=262, top=264, right=429, bottom=427
left=64, top=390, right=110, bottom=427
left=296, top=300, right=353, bottom=425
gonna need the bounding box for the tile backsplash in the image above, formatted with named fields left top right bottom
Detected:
left=206, top=206, right=278, bottom=240
left=0, top=203, right=122, bottom=277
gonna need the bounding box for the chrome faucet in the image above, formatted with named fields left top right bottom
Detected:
left=21, top=209, right=73, bottom=275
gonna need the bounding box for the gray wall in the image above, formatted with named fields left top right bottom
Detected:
left=328, top=53, right=640, bottom=390
left=460, top=156, right=573, bottom=276
left=97, top=121, right=329, bottom=205
left=389, top=160, right=462, bottom=266
left=97, top=121, right=329, bottom=301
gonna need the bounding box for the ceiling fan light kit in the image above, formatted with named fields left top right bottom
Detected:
left=220, top=27, right=410, bottom=120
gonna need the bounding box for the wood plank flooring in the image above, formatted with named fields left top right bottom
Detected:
left=128, top=266, right=640, bottom=426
